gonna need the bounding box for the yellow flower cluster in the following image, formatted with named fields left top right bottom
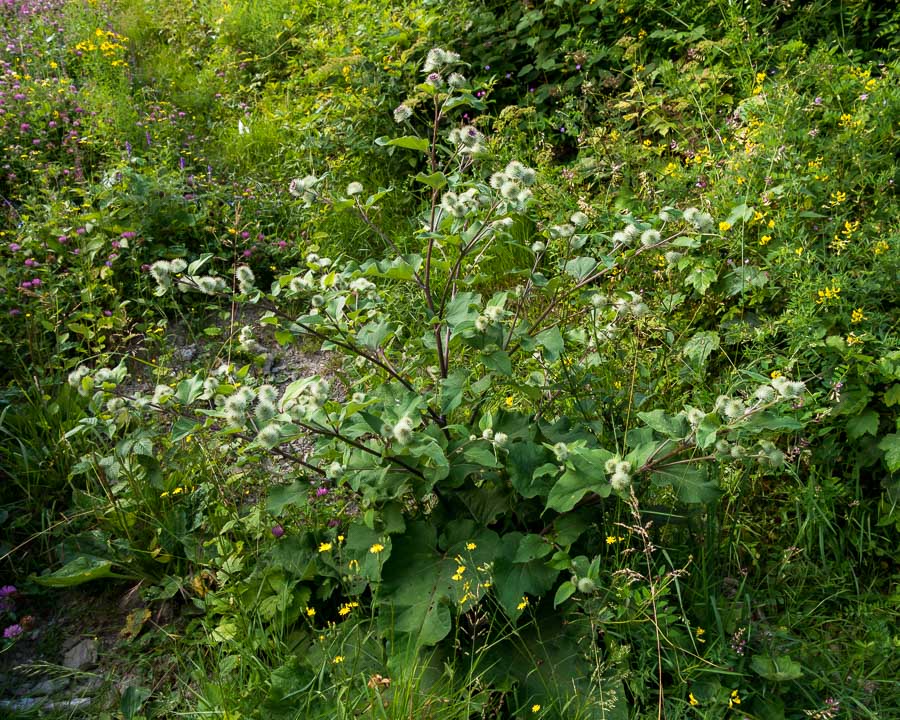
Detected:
left=160, top=486, right=189, bottom=498
left=816, top=283, right=841, bottom=304
left=73, top=28, right=129, bottom=68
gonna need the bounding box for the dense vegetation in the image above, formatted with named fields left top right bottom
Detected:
left=1, top=0, right=897, bottom=717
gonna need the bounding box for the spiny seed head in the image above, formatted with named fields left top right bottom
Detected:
left=257, top=423, right=282, bottom=448
left=754, top=384, right=776, bottom=403
left=570, top=211, right=589, bottom=227
left=393, top=104, right=412, bottom=123
left=610, top=471, right=631, bottom=491
left=197, top=276, right=226, bottom=294
left=553, top=442, right=569, bottom=461
left=346, top=181, right=364, bottom=196
left=494, top=432, right=508, bottom=447
left=236, top=265, right=255, bottom=294
left=393, top=416, right=414, bottom=445
left=686, top=407, right=705, bottom=427
left=640, top=229, right=661, bottom=246
left=255, top=401, right=277, bottom=423
left=723, top=399, right=746, bottom=419
left=152, top=385, right=174, bottom=404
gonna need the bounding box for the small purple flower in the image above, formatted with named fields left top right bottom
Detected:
left=242, top=249, right=252, bottom=258
left=575, top=64, right=581, bottom=70
left=3, top=624, right=22, bottom=639
left=241, top=231, right=250, bottom=239
left=0, top=585, right=16, bottom=597
left=484, top=65, right=490, bottom=70
left=9, top=309, right=21, bottom=317
left=8, top=243, right=20, bottom=252
left=24, top=258, right=35, bottom=267
left=277, top=240, right=287, bottom=249
left=315, top=486, right=329, bottom=497
left=505, top=72, right=511, bottom=79
left=125, top=140, right=132, bottom=155
left=859, top=93, right=868, bottom=101
left=814, top=96, right=823, bottom=105
left=31, top=278, right=41, bottom=287
left=21, top=281, right=32, bottom=289
left=103, top=310, right=113, bottom=317
left=76, top=227, right=86, bottom=235
left=58, top=235, right=67, bottom=244
left=271, top=524, right=285, bottom=538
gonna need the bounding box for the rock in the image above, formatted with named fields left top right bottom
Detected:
left=63, top=638, right=98, bottom=670
left=30, top=677, right=70, bottom=696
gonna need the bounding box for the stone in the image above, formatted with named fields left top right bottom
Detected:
left=63, top=638, right=98, bottom=670
left=30, top=677, right=69, bottom=696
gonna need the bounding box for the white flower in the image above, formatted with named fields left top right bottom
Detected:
left=531, top=241, right=546, bottom=253
left=553, top=442, right=569, bottom=462
left=346, top=181, right=364, bottom=196
left=474, top=315, right=489, bottom=332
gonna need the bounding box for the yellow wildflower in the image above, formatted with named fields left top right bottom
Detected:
left=759, top=235, right=771, bottom=246
left=689, top=692, right=699, bottom=706
left=517, top=596, right=529, bottom=611
left=332, top=655, right=344, bottom=664
left=318, top=542, right=333, bottom=553
left=466, top=542, right=477, bottom=550
left=718, top=221, right=732, bottom=233
left=851, top=308, right=865, bottom=324
left=729, top=689, right=741, bottom=708
left=369, top=543, right=385, bottom=554
left=306, top=607, right=316, bottom=617
left=695, top=627, right=706, bottom=643
left=532, top=704, right=542, bottom=713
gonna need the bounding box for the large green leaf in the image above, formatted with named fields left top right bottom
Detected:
left=492, top=532, right=560, bottom=617
left=651, top=463, right=720, bottom=504
left=545, top=447, right=614, bottom=512
left=375, top=135, right=429, bottom=153
left=751, top=655, right=804, bottom=682
left=33, top=555, right=128, bottom=587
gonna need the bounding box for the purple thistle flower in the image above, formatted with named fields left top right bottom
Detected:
left=271, top=524, right=285, bottom=538
left=3, top=624, right=22, bottom=639
left=315, top=487, right=329, bottom=497
left=0, top=585, right=16, bottom=597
